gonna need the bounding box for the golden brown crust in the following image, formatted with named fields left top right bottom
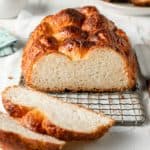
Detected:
left=22, top=6, right=137, bottom=92
left=2, top=86, right=115, bottom=141
left=0, top=130, right=64, bottom=150
left=2, top=99, right=31, bottom=118
left=26, top=83, right=134, bottom=93
left=42, top=118, right=114, bottom=141
left=21, top=109, right=46, bottom=134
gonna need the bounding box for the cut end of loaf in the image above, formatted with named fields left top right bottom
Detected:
left=0, top=112, right=65, bottom=150
left=28, top=49, right=134, bottom=92
left=2, top=86, right=115, bottom=141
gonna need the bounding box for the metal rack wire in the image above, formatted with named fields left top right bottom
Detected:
left=20, top=77, right=145, bottom=126
left=49, top=90, right=145, bottom=126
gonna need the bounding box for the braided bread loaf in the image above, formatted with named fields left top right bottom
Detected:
left=22, top=6, right=137, bottom=92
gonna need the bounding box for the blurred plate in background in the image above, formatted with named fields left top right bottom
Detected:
left=98, top=0, right=150, bottom=16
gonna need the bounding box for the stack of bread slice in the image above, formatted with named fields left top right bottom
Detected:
left=0, top=86, right=115, bottom=150
left=0, top=113, right=65, bottom=150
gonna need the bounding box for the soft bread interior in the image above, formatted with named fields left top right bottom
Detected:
left=31, top=49, right=128, bottom=91
left=4, top=86, right=113, bottom=133
left=0, top=112, right=65, bottom=145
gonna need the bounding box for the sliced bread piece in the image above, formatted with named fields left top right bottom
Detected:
left=0, top=112, right=65, bottom=150
left=2, top=86, right=115, bottom=141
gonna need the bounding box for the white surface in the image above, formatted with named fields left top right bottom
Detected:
left=98, top=1, right=150, bottom=16
left=0, top=0, right=27, bottom=19
left=0, top=0, right=150, bottom=150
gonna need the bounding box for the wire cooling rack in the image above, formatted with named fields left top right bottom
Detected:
left=20, top=77, right=145, bottom=126
left=49, top=91, right=145, bottom=126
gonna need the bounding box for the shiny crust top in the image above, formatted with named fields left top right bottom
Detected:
left=22, top=6, right=136, bottom=87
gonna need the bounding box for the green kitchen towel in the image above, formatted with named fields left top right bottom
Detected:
left=0, top=28, right=18, bottom=57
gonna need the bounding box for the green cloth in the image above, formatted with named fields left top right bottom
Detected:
left=0, top=28, right=18, bottom=57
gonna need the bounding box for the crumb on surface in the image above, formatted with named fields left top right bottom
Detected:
left=8, top=76, right=14, bottom=80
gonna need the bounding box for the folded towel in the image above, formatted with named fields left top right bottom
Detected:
left=0, top=28, right=18, bottom=57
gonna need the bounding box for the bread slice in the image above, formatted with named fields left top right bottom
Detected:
left=2, top=86, right=115, bottom=141
left=22, top=6, right=137, bottom=92
left=0, top=112, right=65, bottom=150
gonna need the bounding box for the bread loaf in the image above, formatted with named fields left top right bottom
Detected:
left=22, top=6, right=137, bottom=92
left=2, top=86, right=115, bottom=141
left=0, top=112, right=65, bottom=150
